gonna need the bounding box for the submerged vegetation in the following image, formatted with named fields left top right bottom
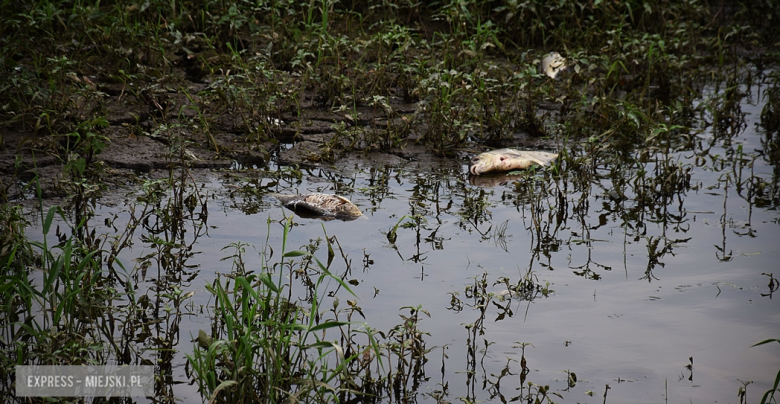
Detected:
left=1, top=0, right=779, bottom=403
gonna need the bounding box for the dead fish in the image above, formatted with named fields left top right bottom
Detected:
left=540, top=52, right=567, bottom=79
left=469, top=149, right=558, bottom=175
left=271, top=193, right=362, bottom=221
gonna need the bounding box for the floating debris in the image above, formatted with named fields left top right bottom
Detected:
left=469, top=149, right=558, bottom=175
left=539, top=52, right=567, bottom=79
left=271, top=193, right=362, bottom=221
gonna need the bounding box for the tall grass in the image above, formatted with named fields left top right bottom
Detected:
left=0, top=204, right=134, bottom=389
left=187, top=217, right=381, bottom=403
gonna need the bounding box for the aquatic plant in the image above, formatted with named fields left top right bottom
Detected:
left=187, top=217, right=381, bottom=403
left=0, top=205, right=134, bottom=384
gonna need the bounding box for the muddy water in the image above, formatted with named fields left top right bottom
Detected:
left=26, top=87, right=780, bottom=403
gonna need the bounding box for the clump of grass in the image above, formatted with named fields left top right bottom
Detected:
left=0, top=205, right=134, bottom=386
left=0, top=148, right=212, bottom=398
left=187, top=217, right=381, bottom=403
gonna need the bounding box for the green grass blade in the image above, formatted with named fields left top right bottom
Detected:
left=752, top=338, right=780, bottom=347
left=308, top=320, right=350, bottom=333
left=42, top=206, right=57, bottom=235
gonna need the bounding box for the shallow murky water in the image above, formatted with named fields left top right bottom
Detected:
left=25, top=83, right=780, bottom=403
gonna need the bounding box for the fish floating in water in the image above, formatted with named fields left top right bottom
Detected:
left=271, top=193, right=362, bottom=221
left=540, top=52, right=567, bottom=79
left=469, top=148, right=559, bottom=175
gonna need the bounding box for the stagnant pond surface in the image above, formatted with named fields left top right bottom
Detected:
left=26, top=83, right=779, bottom=403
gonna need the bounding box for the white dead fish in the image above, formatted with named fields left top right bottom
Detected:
left=540, top=52, right=567, bottom=79
left=469, top=148, right=558, bottom=175
left=271, top=193, right=362, bottom=221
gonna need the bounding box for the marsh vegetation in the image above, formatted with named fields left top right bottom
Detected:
left=1, top=0, right=780, bottom=403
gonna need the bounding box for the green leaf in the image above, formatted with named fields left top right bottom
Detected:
left=283, top=250, right=308, bottom=258
left=758, top=369, right=780, bottom=404
left=257, top=273, right=280, bottom=293
left=197, top=329, right=213, bottom=350
left=43, top=206, right=57, bottom=234
left=308, top=320, right=350, bottom=333
left=752, top=338, right=780, bottom=347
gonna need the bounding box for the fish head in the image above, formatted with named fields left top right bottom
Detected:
left=337, top=209, right=366, bottom=221
left=342, top=204, right=363, bottom=218
left=469, top=153, right=490, bottom=175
